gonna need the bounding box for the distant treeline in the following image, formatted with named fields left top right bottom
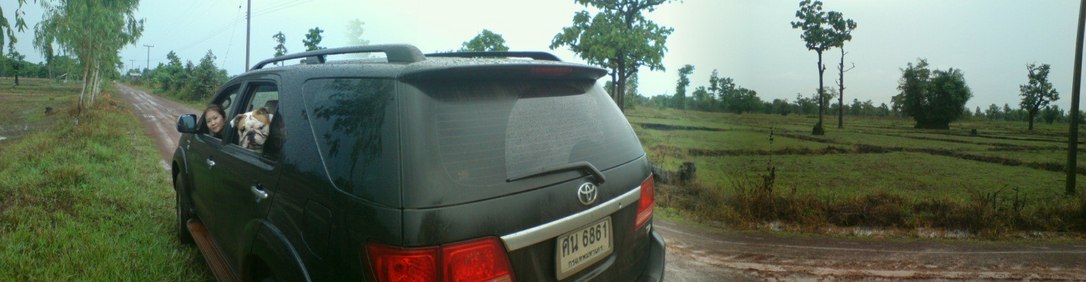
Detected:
left=124, top=50, right=229, bottom=103
left=613, top=70, right=1080, bottom=125
left=0, top=53, right=83, bottom=81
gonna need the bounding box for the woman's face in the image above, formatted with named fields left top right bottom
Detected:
left=206, top=110, right=224, bottom=134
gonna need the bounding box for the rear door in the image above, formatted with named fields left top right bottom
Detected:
left=202, top=79, right=284, bottom=268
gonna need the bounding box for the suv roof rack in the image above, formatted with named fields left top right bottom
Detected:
left=250, top=44, right=425, bottom=71
left=425, top=51, right=562, bottom=62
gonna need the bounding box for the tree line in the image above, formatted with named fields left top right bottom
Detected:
left=0, top=50, right=80, bottom=82
left=126, top=50, right=228, bottom=103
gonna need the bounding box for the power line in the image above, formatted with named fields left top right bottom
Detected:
left=253, top=0, right=311, bottom=17
left=252, top=0, right=307, bottom=16
left=175, top=12, right=244, bottom=54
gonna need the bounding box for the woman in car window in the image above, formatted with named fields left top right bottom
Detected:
left=204, top=104, right=226, bottom=138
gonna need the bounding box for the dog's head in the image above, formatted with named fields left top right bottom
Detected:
left=231, top=107, right=272, bottom=151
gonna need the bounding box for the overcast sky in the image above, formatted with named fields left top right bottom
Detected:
left=6, top=0, right=1086, bottom=110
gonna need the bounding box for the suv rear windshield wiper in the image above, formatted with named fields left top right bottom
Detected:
left=506, top=161, right=607, bottom=184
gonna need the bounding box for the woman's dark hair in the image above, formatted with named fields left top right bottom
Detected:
left=204, top=104, right=226, bottom=117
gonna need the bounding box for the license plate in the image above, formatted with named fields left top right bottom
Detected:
left=556, top=217, right=613, bottom=279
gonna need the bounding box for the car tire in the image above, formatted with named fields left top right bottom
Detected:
left=175, top=175, right=195, bottom=245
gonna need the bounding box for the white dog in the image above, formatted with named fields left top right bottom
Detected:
left=231, top=107, right=272, bottom=151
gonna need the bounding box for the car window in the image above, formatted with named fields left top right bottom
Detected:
left=200, top=85, right=240, bottom=139
left=410, top=79, right=643, bottom=187
left=303, top=78, right=400, bottom=197
left=232, top=82, right=280, bottom=155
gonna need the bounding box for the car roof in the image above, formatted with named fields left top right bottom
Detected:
left=245, top=44, right=606, bottom=80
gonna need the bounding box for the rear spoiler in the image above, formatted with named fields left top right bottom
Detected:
left=401, top=64, right=608, bottom=81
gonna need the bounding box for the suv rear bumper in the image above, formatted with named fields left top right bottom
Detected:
left=637, top=228, right=667, bottom=282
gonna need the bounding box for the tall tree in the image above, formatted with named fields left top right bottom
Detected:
left=152, top=51, right=184, bottom=93
left=0, top=0, right=29, bottom=56
left=828, top=10, right=856, bottom=129
left=791, top=0, right=835, bottom=135
left=461, top=29, right=510, bottom=52
left=605, top=73, right=641, bottom=109
left=7, top=45, right=24, bottom=85
left=181, top=50, right=227, bottom=102
left=303, top=27, right=324, bottom=51
left=551, top=0, right=675, bottom=112
left=673, top=64, right=694, bottom=110
left=894, top=59, right=973, bottom=129
left=345, top=19, right=369, bottom=47
left=32, top=13, right=57, bottom=79
left=40, top=0, right=144, bottom=115
left=272, top=31, right=287, bottom=57
left=1019, top=63, right=1059, bottom=131
left=344, top=19, right=370, bottom=59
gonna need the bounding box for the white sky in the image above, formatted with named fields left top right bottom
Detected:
left=5, top=0, right=1086, bottom=110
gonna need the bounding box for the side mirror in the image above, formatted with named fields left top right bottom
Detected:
left=177, top=114, right=198, bottom=133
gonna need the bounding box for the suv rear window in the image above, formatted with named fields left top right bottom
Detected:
left=406, top=78, right=644, bottom=189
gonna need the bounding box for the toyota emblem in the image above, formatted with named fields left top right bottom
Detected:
left=577, top=182, right=598, bottom=206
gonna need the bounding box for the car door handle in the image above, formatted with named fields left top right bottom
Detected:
left=205, top=157, right=216, bottom=168
left=251, top=185, right=269, bottom=203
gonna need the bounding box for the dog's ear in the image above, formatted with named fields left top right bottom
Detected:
left=232, top=114, right=244, bottom=128
left=253, top=107, right=271, bottom=124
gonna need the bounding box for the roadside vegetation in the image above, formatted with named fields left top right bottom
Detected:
left=633, top=106, right=1086, bottom=238
left=0, top=78, right=210, bottom=280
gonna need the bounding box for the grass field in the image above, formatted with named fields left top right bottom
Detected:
left=0, top=78, right=210, bottom=280
left=628, top=106, right=1086, bottom=236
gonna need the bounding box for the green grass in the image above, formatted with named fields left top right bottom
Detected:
left=628, top=106, right=1086, bottom=236
left=0, top=78, right=83, bottom=141
left=0, top=78, right=211, bottom=280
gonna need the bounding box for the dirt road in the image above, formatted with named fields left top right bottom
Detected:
left=658, top=220, right=1086, bottom=280
left=116, top=83, right=1086, bottom=281
left=115, top=83, right=194, bottom=169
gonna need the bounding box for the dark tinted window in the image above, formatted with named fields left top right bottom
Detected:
left=304, top=78, right=399, bottom=198
left=412, top=79, right=644, bottom=187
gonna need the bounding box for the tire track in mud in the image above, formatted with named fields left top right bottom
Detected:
left=114, top=83, right=197, bottom=170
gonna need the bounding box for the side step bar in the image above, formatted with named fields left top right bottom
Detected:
left=188, top=219, right=240, bottom=282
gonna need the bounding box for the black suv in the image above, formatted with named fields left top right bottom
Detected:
left=172, top=44, right=665, bottom=281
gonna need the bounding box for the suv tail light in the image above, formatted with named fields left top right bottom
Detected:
left=367, top=237, right=514, bottom=282
left=635, top=174, right=655, bottom=229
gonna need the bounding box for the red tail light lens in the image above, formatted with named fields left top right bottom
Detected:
left=442, top=237, right=514, bottom=282
left=635, top=174, right=655, bottom=229
left=367, top=244, right=439, bottom=282
left=367, top=237, right=514, bottom=282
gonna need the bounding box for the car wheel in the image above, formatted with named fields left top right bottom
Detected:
left=175, top=175, right=195, bottom=245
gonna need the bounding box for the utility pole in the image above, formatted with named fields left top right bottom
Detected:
left=245, top=0, right=251, bottom=70
left=1067, top=0, right=1085, bottom=195
left=129, top=60, right=135, bottom=71
left=143, top=44, right=153, bottom=73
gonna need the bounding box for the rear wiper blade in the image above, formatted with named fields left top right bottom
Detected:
left=506, top=161, right=606, bottom=184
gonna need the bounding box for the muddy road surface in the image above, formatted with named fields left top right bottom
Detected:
left=115, top=83, right=197, bottom=169
left=117, top=83, right=1086, bottom=281
left=658, top=220, right=1086, bottom=280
